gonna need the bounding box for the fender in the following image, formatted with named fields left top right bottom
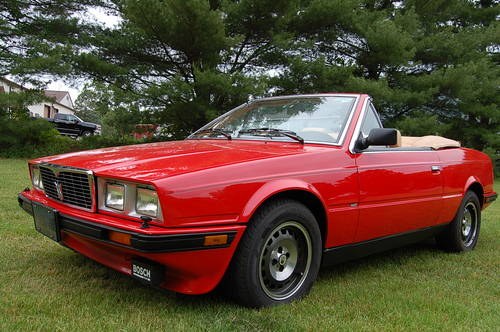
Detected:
left=464, top=176, right=482, bottom=195
left=239, top=178, right=327, bottom=223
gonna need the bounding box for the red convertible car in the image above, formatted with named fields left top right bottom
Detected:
left=18, top=94, right=496, bottom=307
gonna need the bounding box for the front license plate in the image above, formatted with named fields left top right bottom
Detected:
left=32, top=203, right=60, bottom=242
left=131, top=259, right=164, bottom=286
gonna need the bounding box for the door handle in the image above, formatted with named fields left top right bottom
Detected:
left=431, top=165, right=441, bottom=172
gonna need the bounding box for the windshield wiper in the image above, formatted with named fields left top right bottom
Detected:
left=238, top=128, right=304, bottom=144
left=193, top=128, right=232, bottom=140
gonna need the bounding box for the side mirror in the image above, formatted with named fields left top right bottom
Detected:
left=355, top=128, right=399, bottom=151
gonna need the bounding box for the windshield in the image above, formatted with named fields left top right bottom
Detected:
left=191, top=96, right=357, bottom=144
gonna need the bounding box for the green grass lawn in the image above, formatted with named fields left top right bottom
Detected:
left=0, top=158, right=498, bottom=331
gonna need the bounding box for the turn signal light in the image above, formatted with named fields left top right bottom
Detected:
left=109, top=231, right=132, bottom=246
left=203, top=234, right=228, bottom=246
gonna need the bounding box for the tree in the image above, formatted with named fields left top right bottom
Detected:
left=71, top=0, right=277, bottom=137
left=0, top=89, right=44, bottom=119
left=2, top=0, right=498, bottom=153
left=0, top=0, right=103, bottom=79
left=74, top=82, right=142, bottom=136
left=271, top=0, right=499, bottom=152
left=0, top=0, right=105, bottom=119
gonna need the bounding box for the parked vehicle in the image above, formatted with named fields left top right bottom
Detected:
left=133, top=124, right=158, bottom=140
left=133, top=124, right=172, bottom=140
left=47, top=113, right=101, bottom=137
left=18, top=94, right=496, bottom=307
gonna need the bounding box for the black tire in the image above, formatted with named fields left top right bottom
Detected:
left=81, top=130, right=92, bottom=137
left=227, top=199, right=322, bottom=307
left=436, top=191, right=481, bottom=252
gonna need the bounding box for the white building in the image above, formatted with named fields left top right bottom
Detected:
left=0, top=77, right=75, bottom=118
left=0, top=76, right=23, bottom=94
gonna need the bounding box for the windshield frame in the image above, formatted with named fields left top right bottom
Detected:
left=188, top=94, right=360, bottom=146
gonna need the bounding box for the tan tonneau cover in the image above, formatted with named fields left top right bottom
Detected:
left=401, top=135, right=461, bottom=150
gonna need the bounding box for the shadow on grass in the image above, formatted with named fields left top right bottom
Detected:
left=33, top=237, right=450, bottom=309
left=39, top=248, right=238, bottom=309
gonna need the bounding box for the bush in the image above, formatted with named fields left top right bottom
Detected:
left=483, top=147, right=499, bottom=178
left=76, top=134, right=138, bottom=150
left=0, top=118, right=78, bottom=158
left=0, top=118, right=158, bottom=159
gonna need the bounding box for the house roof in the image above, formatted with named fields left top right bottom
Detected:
left=44, top=90, right=74, bottom=109
left=0, top=76, right=25, bottom=90
left=44, top=90, right=69, bottom=103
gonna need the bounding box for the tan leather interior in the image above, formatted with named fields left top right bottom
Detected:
left=400, top=135, right=461, bottom=150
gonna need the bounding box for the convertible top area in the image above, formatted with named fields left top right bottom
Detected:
left=401, top=135, right=461, bottom=150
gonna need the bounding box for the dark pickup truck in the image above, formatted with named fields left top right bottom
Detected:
left=47, top=113, right=101, bottom=137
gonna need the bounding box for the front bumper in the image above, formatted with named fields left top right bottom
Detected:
left=18, top=191, right=244, bottom=294
left=19, top=193, right=236, bottom=253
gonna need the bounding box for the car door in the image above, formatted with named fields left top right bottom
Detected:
left=54, top=113, right=70, bottom=134
left=351, top=102, right=443, bottom=242
left=66, top=114, right=82, bottom=135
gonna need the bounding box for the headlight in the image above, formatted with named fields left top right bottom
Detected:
left=105, top=183, right=125, bottom=210
left=136, top=188, right=158, bottom=217
left=98, top=179, right=162, bottom=222
left=30, top=165, right=44, bottom=190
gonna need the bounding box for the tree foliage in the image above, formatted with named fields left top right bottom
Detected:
left=74, top=82, right=142, bottom=136
left=1, top=0, right=498, bottom=152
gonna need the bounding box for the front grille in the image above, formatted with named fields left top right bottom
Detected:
left=40, top=165, right=94, bottom=210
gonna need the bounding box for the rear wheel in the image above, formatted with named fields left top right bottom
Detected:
left=436, top=191, right=481, bottom=252
left=227, top=199, right=322, bottom=307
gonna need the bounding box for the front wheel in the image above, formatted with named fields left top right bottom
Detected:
left=227, top=199, right=322, bottom=307
left=81, top=130, right=92, bottom=137
left=436, top=191, right=481, bottom=252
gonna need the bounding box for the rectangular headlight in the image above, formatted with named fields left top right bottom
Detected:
left=105, top=183, right=125, bottom=210
left=136, top=188, right=158, bottom=217
left=30, top=165, right=44, bottom=190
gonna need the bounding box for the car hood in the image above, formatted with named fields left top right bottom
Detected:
left=33, top=139, right=325, bottom=182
